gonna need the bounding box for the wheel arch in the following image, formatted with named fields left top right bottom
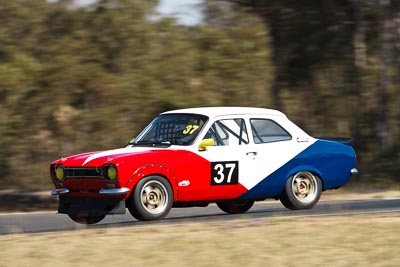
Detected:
left=285, top=165, right=325, bottom=191
left=125, top=164, right=178, bottom=201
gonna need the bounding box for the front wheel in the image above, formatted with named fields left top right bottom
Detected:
left=216, top=199, right=254, bottom=214
left=280, top=171, right=322, bottom=210
left=68, top=214, right=105, bottom=224
left=127, top=175, right=173, bottom=221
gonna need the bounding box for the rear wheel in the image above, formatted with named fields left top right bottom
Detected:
left=127, top=175, right=173, bottom=221
left=280, top=171, right=322, bottom=210
left=216, top=199, right=254, bottom=214
left=68, top=214, right=105, bottom=224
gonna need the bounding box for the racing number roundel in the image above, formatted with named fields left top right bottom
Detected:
left=211, top=161, right=239, bottom=185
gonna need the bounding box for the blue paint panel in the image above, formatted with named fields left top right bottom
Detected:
left=240, top=140, right=356, bottom=199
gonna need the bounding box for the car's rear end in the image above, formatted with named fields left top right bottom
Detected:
left=309, top=138, right=358, bottom=190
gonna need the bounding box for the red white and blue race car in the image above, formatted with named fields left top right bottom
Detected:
left=50, top=107, right=357, bottom=224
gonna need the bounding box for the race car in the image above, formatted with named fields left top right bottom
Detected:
left=50, top=107, right=357, bottom=224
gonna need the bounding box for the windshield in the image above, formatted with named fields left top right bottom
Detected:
left=132, top=113, right=208, bottom=146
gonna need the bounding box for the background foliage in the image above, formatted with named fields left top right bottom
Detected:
left=0, top=0, right=398, bottom=190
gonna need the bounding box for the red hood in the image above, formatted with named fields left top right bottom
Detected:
left=51, top=147, right=160, bottom=167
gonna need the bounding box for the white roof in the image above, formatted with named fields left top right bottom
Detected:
left=162, top=107, right=286, bottom=118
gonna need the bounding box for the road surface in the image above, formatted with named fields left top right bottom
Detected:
left=1, top=198, right=399, bottom=235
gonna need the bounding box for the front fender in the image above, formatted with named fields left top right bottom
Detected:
left=125, top=164, right=178, bottom=201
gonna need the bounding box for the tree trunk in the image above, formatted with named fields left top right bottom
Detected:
left=376, top=1, right=392, bottom=152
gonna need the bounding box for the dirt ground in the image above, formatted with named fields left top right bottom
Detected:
left=0, top=213, right=399, bottom=267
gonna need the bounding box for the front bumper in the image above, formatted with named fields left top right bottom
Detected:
left=51, top=187, right=130, bottom=196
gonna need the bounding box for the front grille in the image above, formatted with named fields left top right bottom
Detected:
left=65, top=168, right=103, bottom=178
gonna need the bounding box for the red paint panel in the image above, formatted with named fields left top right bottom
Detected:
left=51, top=148, right=249, bottom=202
left=118, top=150, right=248, bottom=201
left=59, top=179, right=122, bottom=199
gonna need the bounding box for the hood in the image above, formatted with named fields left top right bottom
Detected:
left=52, top=147, right=159, bottom=167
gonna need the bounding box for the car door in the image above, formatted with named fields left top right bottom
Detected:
left=189, top=117, right=255, bottom=200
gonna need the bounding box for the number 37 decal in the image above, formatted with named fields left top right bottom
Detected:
left=211, top=161, right=239, bottom=185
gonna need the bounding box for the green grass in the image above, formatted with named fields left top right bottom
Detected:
left=0, top=213, right=399, bottom=267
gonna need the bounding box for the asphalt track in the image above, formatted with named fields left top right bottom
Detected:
left=0, top=198, right=399, bottom=235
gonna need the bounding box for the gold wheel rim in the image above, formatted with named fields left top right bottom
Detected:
left=291, top=172, right=318, bottom=204
left=140, top=181, right=168, bottom=215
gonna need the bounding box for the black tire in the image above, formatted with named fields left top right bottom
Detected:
left=280, top=171, right=322, bottom=210
left=127, top=175, right=173, bottom=221
left=68, top=214, right=105, bottom=224
left=216, top=199, right=254, bottom=214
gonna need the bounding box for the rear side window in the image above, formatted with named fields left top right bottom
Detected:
left=250, top=119, right=291, bottom=144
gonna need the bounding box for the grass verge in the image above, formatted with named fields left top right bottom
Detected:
left=0, top=213, right=399, bottom=267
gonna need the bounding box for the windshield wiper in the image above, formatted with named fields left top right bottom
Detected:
left=131, top=140, right=172, bottom=147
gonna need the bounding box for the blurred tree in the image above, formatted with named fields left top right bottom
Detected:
left=234, top=0, right=400, bottom=183
left=376, top=0, right=392, bottom=152
left=0, top=0, right=399, bottom=189
left=199, top=1, right=272, bottom=107
left=0, top=0, right=272, bottom=189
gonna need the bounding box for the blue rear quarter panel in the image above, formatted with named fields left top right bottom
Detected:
left=240, top=140, right=356, bottom=199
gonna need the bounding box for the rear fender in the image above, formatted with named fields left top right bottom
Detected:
left=125, top=164, right=178, bottom=201
left=284, top=165, right=325, bottom=190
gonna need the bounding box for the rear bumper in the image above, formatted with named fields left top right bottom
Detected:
left=350, top=168, right=359, bottom=175
left=58, top=196, right=126, bottom=215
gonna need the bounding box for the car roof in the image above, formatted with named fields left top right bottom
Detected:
left=161, top=107, right=286, bottom=119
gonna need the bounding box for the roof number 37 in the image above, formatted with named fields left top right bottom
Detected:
left=211, top=161, right=239, bottom=185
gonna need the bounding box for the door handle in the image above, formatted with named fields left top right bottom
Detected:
left=246, top=151, right=258, bottom=156
left=297, top=137, right=309, bottom=143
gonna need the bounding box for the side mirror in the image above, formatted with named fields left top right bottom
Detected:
left=125, top=138, right=135, bottom=146
left=199, top=138, right=215, bottom=151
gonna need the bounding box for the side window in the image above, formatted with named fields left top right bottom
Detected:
left=204, top=119, right=248, bottom=146
left=250, top=119, right=291, bottom=144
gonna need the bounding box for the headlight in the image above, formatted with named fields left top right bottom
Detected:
left=104, top=165, right=118, bottom=181
left=54, top=165, right=65, bottom=181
